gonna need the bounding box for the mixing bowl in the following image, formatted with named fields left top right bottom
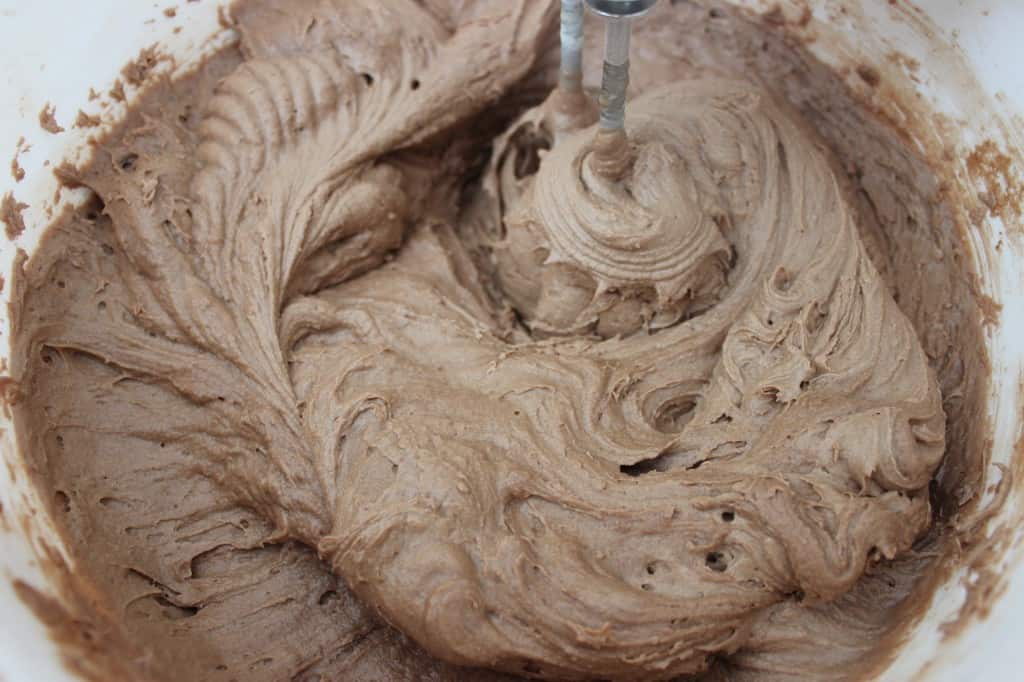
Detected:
left=0, top=1, right=1020, bottom=680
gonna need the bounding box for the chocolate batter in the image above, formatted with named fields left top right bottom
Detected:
left=10, top=1, right=992, bottom=680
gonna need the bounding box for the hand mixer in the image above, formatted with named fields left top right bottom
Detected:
left=559, top=0, right=658, bottom=176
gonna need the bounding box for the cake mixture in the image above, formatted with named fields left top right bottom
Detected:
left=10, top=1, right=992, bottom=680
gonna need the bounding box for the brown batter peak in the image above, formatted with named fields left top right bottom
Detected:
left=38, top=102, right=64, bottom=134
left=10, top=158, right=24, bottom=183
left=74, top=110, right=102, bottom=129
left=1, top=192, right=28, bottom=239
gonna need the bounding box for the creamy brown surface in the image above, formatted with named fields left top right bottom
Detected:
left=11, top=1, right=993, bottom=681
